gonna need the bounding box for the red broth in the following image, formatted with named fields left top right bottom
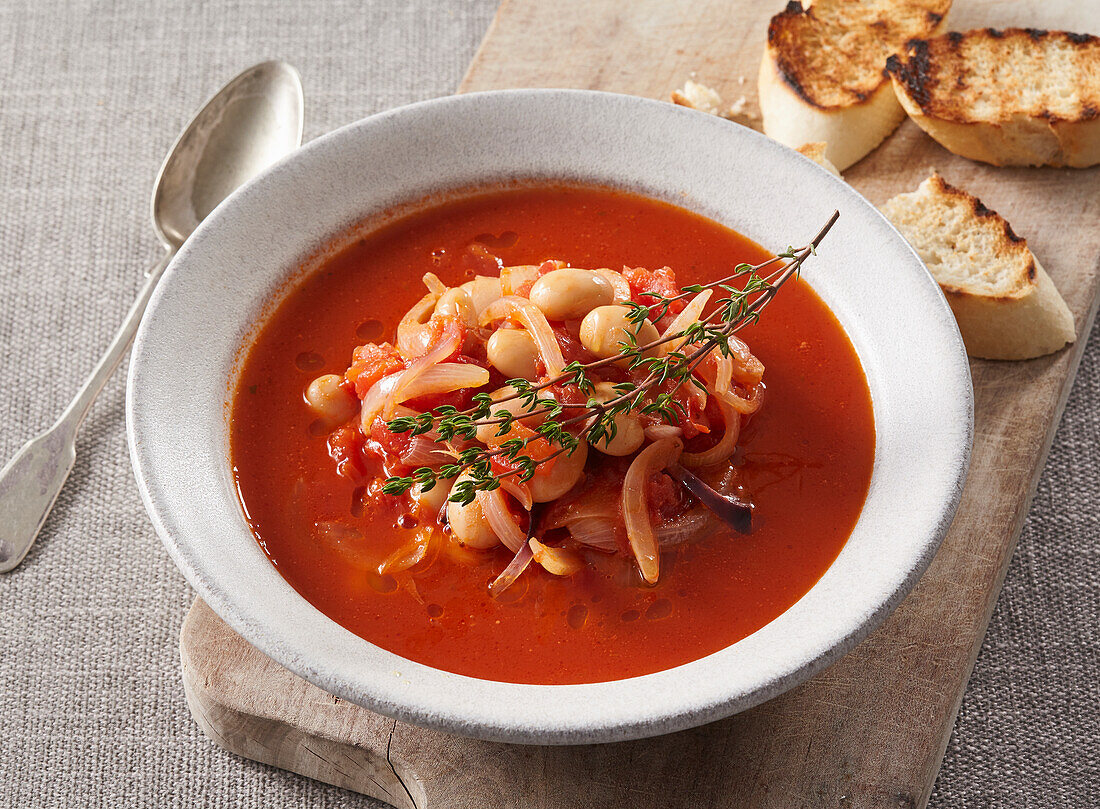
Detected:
left=230, top=185, right=875, bottom=684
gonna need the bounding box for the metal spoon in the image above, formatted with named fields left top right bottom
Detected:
left=0, top=61, right=304, bottom=573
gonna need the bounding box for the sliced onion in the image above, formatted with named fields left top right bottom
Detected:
left=565, top=517, right=620, bottom=553
left=644, top=424, right=683, bottom=442
left=359, top=373, right=401, bottom=431
left=385, top=322, right=465, bottom=417
left=543, top=492, right=618, bottom=530
left=622, top=437, right=683, bottom=584
left=659, top=289, right=712, bottom=356
left=378, top=527, right=440, bottom=575
left=681, top=397, right=740, bottom=468
left=314, top=521, right=373, bottom=569
left=595, top=268, right=632, bottom=303
left=480, top=296, right=566, bottom=377
left=361, top=364, right=489, bottom=430
left=488, top=542, right=534, bottom=598
left=462, top=276, right=503, bottom=314
left=713, top=381, right=764, bottom=416
left=529, top=538, right=584, bottom=576
left=396, top=361, right=488, bottom=399
left=714, top=354, right=733, bottom=398
left=400, top=436, right=453, bottom=468
left=500, top=265, right=538, bottom=296
left=477, top=488, right=527, bottom=553
left=655, top=508, right=720, bottom=547
left=422, top=272, right=447, bottom=296
left=729, top=335, right=765, bottom=384
left=397, top=291, right=440, bottom=356
left=499, top=477, right=534, bottom=511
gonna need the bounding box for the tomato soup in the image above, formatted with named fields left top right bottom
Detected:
left=230, top=185, right=875, bottom=684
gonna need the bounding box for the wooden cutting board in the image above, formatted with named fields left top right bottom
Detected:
left=180, top=1, right=1100, bottom=807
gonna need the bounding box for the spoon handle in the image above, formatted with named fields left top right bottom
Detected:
left=0, top=250, right=174, bottom=572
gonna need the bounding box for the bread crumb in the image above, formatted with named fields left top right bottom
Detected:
left=796, top=142, right=842, bottom=177
left=670, top=80, right=760, bottom=130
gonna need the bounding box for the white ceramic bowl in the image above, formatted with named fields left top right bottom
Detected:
left=127, top=89, right=972, bottom=744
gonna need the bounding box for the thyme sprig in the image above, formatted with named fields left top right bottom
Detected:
left=382, top=211, right=839, bottom=505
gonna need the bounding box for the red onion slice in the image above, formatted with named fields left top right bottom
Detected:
left=399, top=435, right=453, bottom=468
left=499, top=477, right=534, bottom=511
left=385, top=322, right=464, bottom=417
left=396, top=290, right=440, bottom=356
left=659, top=289, right=712, bottom=356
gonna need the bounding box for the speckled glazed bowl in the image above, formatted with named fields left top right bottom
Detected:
left=127, top=89, right=972, bottom=744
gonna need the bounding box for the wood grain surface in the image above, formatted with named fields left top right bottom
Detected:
left=180, top=1, right=1100, bottom=806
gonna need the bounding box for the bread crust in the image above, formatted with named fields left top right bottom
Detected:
left=759, top=0, right=951, bottom=170
left=887, top=29, right=1100, bottom=167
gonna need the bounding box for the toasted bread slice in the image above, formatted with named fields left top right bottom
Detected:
left=886, top=28, right=1100, bottom=167
left=759, top=0, right=951, bottom=171
left=796, top=141, right=842, bottom=176
left=882, top=173, right=1074, bottom=360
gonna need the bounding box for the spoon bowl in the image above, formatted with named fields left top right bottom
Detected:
left=154, top=61, right=304, bottom=249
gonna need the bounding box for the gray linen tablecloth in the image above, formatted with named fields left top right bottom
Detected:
left=1, top=1, right=1096, bottom=806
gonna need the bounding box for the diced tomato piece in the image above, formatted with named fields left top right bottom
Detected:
left=624, top=266, right=686, bottom=316
left=536, top=259, right=567, bottom=276
left=327, top=424, right=369, bottom=480
left=552, top=325, right=590, bottom=366
left=345, top=343, right=404, bottom=398
left=404, top=387, right=475, bottom=414
left=369, top=416, right=412, bottom=461
left=648, top=471, right=686, bottom=521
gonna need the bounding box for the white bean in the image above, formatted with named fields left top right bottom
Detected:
left=412, top=478, right=452, bottom=520
left=486, top=328, right=539, bottom=381
left=579, top=305, right=660, bottom=361
left=529, top=269, right=614, bottom=321
left=588, top=382, right=645, bottom=456
left=446, top=474, right=498, bottom=548
left=304, top=374, right=358, bottom=427
left=529, top=440, right=588, bottom=502
left=475, top=385, right=545, bottom=444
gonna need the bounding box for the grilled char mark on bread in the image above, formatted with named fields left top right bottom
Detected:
left=882, top=173, right=1075, bottom=359
left=887, top=29, right=1100, bottom=122
left=886, top=29, right=1100, bottom=166
left=767, top=0, right=952, bottom=111
left=759, top=0, right=951, bottom=171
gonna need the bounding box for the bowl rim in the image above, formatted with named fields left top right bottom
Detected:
left=127, top=88, right=973, bottom=744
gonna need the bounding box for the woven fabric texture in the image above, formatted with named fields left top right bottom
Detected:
left=0, top=1, right=1096, bottom=807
